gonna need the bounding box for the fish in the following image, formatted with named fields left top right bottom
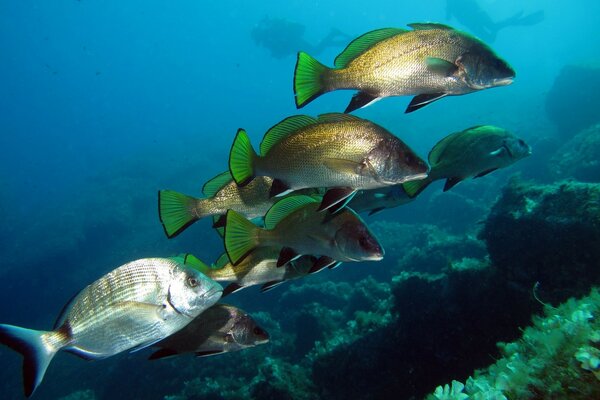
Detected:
left=158, top=172, right=275, bottom=239
left=229, top=113, right=428, bottom=212
left=149, top=304, right=269, bottom=360
left=0, top=258, right=223, bottom=397
left=347, top=185, right=414, bottom=216
left=223, top=194, right=384, bottom=267
left=402, top=125, right=532, bottom=197
left=293, top=23, right=515, bottom=113
left=185, top=249, right=322, bottom=296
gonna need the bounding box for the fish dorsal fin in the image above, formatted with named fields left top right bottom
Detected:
left=408, top=22, right=455, bottom=31
left=183, top=253, right=212, bottom=275
left=260, top=115, right=318, bottom=156
left=202, top=171, right=233, bottom=197
left=264, top=195, right=318, bottom=229
left=334, top=28, right=407, bottom=69
left=53, top=289, right=82, bottom=329
left=214, top=253, right=230, bottom=268
left=317, top=113, right=363, bottom=123
left=428, top=130, right=465, bottom=165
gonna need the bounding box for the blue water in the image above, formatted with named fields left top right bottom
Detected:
left=1, top=1, right=599, bottom=399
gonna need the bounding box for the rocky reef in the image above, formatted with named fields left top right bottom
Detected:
left=550, top=123, right=600, bottom=182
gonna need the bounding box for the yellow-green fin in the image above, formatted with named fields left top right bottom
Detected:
left=229, top=129, right=257, bottom=186
left=323, top=158, right=362, bottom=174
left=334, top=28, right=407, bottom=69
left=202, top=171, right=233, bottom=197
left=317, top=113, right=364, bottom=123
left=428, top=130, right=465, bottom=165
left=212, top=215, right=225, bottom=238
left=402, top=179, right=431, bottom=199
left=224, top=210, right=260, bottom=265
left=408, top=22, right=454, bottom=31
left=294, top=52, right=330, bottom=108
left=182, top=253, right=212, bottom=275
left=158, top=190, right=200, bottom=238
left=214, top=253, right=231, bottom=269
left=260, top=115, right=317, bottom=156
left=264, top=195, right=319, bottom=229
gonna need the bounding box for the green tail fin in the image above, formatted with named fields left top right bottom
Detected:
left=402, top=178, right=431, bottom=199
left=158, top=190, right=202, bottom=238
left=294, top=51, right=330, bottom=108
left=224, top=210, right=261, bottom=265
left=229, top=129, right=257, bottom=186
left=0, top=324, right=58, bottom=397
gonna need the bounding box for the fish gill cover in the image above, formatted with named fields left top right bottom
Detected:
left=1, top=1, right=600, bottom=399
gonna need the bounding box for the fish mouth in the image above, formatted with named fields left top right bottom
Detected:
left=493, top=77, right=514, bottom=86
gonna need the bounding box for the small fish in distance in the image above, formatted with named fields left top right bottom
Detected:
left=402, top=125, right=532, bottom=197
left=293, top=23, right=515, bottom=113
left=0, top=258, right=223, bottom=397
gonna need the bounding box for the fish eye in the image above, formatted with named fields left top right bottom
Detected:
left=518, top=139, right=526, bottom=146
left=187, top=276, right=199, bottom=288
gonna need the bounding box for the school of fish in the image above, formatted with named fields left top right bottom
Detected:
left=0, top=22, right=531, bottom=396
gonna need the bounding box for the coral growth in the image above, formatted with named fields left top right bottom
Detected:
left=550, top=123, right=600, bottom=182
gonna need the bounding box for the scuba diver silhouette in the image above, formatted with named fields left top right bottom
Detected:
left=251, top=17, right=350, bottom=59
left=446, top=0, right=544, bottom=42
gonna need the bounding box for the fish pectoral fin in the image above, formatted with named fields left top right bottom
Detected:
left=222, top=283, right=245, bottom=297
left=323, top=157, right=362, bottom=174
left=277, top=247, right=301, bottom=268
left=489, top=147, right=506, bottom=157
left=112, top=301, right=167, bottom=324
left=474, top=168, right=498, bottom=178
left=195, top=350, right=225, bottom=357
left=129, top=337, right=165, bottom=354
left=148, top=348, right=179, bottom=361
left=425, top=57, right=457, bottom=76
left=261, top=280, right=285, bottom=292
left=344, top=91, right=380, bottom=113
left=310, top=256, right=337, bottom=274
left=405, top=93, right=447, bottom=113
left=317, top=187, right=357, bottom=212
left=443, top=177, right=462, bottom=192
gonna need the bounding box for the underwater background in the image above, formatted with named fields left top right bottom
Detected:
left=1, top=0, right=600, bottom=399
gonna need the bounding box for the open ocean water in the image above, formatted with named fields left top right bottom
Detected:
left=1, top=1, right=600, bottom=399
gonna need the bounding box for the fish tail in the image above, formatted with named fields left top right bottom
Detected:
left=224, top=210, right=261, bottom=265
left=229, top=129, right=258, bottom=186
left=402, top=178, right=432, bottom=199
left=0, top=324, right=65, bottom=397
left=158, top=190, right=204, bottom=238
left=294, top=51, right=331, bottom=108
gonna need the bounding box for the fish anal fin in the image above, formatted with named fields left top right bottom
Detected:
left=344, top=92, right=380, bottom=113
left=317, top=187, right=357, bottom=212
left=261, top=280, right=285, bottom=292
left=310, top=256, right=337, bottom=274
left=368, top=207, right=385, bottom=216
left=277, top=247, right=301, bottom=268
left=443, top=177, right=462, bottom=192
left=405, top=93, right=447, bottom=113
left=195, top=350, right=225, bottom=357
left=222, top=283, right=244, bottom=297
left=269, top=179, right=292, bottom=198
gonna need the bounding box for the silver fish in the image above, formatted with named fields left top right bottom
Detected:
left=149, top=304, right=269, bottom=359
left=0, top=258, right=223, bottom=397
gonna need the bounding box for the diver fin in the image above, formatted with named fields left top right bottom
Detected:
left=443, top=177, right=462, bottom=191
left=269, top=179, right=292, bottom=198
left=317, top=187, right=357, bottom=212
left=261, top=280, right=285, bottom=292
left=368, top=207, right=386, bottom=216
left=426, top=57, right=457, bottom=76
left=195, top=350, right=225, bottom=357
left=148, top=348, right=179, bottom=361
left=405, top=93, right=447, bottom=113
left=222, top=283, right=244, bottom=297
left=344, top=92, right=380, bottom=113
left=474, top=168, right=498, bottom=178
left=277, top=247, right=301, bottom=267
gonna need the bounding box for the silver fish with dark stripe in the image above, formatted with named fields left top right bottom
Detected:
left=0, top=258, right=223, bottom=397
